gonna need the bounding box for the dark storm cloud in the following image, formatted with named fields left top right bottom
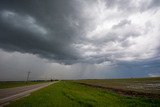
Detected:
left=0, top=0, right=160, bottom=80
left=0, top=0, right=90, bottom=64
left=0, top=0, right=159, bottom=65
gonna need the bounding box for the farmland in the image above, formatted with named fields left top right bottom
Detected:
left=73, top=77, right=160, bottom=99
left=6, top=79, right=160, bottom=107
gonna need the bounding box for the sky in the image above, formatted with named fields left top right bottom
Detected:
left=0, top=0, right=160, bottom=81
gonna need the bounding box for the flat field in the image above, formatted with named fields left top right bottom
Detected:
left=74, top=77, right=160, bottom=98
left=0, top=81, right=45, bottom=89
left=6, top=80, right=160, bottom=107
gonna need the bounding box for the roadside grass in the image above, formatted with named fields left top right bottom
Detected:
left=0, top=81, right=45, bottom=89
left=7, top=81, right=160, bottom=107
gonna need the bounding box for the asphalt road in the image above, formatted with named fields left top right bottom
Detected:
left=0, top=82, right=57, bottom=106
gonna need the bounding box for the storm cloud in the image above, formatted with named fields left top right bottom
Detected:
left=0, top=0, right=160, bottom=80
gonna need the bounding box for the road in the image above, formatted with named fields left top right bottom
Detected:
left=0, top=82, right=57, bottom=106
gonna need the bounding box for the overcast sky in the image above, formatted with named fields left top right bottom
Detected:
left=0, top=0, right=160, bottom=80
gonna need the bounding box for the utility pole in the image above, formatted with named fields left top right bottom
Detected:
left=51, top=76, right=53, bottom=82
left=26, top=71, right=31, bottom=84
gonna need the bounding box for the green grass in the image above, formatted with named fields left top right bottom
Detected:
left=0, top=81, right=45, bottom=89
left=7, top=81, right=160, bottom=107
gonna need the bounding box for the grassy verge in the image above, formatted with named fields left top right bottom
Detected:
left=0, top=81, right=46, bottom=89
left=7, top=81, right=160, bottom=107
